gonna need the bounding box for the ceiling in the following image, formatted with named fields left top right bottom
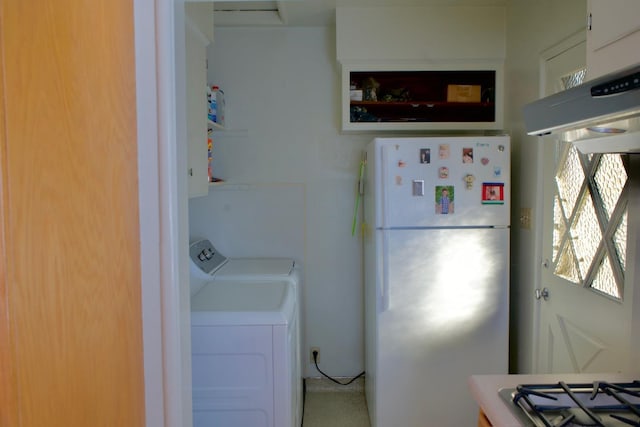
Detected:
left=210, top=0, right=507, bottom=27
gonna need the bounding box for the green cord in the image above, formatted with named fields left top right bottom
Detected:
left=351, top=157, right=366, bottom=236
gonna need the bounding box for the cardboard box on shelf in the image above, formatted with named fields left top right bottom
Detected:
left=350, top=89, right=363, bottom=101
left=447, top=85, right=481, bottom=103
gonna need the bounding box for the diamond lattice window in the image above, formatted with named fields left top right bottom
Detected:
left=551, top=69, right=629, bottom=300
left=552, top=142, right=629, bottom=300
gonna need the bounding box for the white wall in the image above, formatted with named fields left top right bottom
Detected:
left=503, top=0, right=586, bottom=373
left=194, top=26, right=372, bottom=378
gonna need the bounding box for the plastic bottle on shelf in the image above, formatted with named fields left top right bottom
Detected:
left=210, top=85, right=220, bottom=124
left=215, top=87, right=225, bottom=127
left=208, top=85, right=217, bottom=123
left=207, top=131, right=213, bottom=182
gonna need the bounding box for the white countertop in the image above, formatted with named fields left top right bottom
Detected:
left=468, top=373, right=640, bottom=427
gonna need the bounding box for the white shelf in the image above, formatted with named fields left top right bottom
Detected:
left=208, top=127, right=249, bottom=138
left=207, top=120, right=224, bottom=131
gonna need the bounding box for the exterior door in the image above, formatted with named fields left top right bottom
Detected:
left=0, top=1, right=145, bottom=425
left=538, top=39, right=633, bottom=373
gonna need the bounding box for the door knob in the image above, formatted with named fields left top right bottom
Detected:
left=535, top=287, right=550, bottom=301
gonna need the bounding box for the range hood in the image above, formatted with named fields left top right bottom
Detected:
left=523, top=64, right=640, bottom=153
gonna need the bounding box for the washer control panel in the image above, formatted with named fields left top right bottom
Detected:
left=189, top=239, right=228, bottom=275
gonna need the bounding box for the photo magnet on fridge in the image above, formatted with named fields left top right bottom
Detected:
left=438, top=167, right=449, bottom=179
left=435, top=185, right=454, bottom=214
left=463, top=148, right=474, bottom=164
left=438, top=144, right=450, bottom=159
left=420, top=148, right=431, bottom=164
left=482, top=182, right=504, bottom=204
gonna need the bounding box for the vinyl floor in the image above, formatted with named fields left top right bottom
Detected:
left=302, top=390, right=370, bottom=427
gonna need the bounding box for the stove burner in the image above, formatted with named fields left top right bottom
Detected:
left=504, top=380, right=640, bottom=427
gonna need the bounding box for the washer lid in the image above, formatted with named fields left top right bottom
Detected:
left=217, top=258, right=294, bottom=277
left=190, top=280, right=295, bottom=326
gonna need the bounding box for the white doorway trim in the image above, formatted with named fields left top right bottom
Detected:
left=532, top=29, right=586, bottom=373
left=134, top=0, right=166, bottom=424
left=537, top=30, right=586, bottom=98
left=135, top=0, right=192, bottom=426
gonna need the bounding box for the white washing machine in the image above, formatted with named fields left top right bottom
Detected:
left=189, top=239, right=302, bottom=427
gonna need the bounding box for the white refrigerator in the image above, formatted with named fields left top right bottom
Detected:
left=363, top=136, right=510, bottom=427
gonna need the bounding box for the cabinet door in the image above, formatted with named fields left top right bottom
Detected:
left=185, top=19, right=210, bottom=198
left=587, top=0, right=640, bottom=79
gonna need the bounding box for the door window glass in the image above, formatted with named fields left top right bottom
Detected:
left=551, top=69, right=629, bottom=300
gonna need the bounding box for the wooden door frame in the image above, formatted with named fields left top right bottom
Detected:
left=0, top=0, right=188, bottom=425
left=0, top=0, right=190, bottom=424
left=0, top=7, right=15, bottom=425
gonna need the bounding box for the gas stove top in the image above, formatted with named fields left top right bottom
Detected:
left=499, top=381, right=640, bottom=427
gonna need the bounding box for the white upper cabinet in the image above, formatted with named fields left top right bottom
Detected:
left=185, top=10, right=212, bottom=198
left=336, top=6, right=506, bottom=62
left=186, top=2, right=214, bottom=43
left=336, top=6, right=506, bottom=131
left=587, top=0, right=640, bottom=80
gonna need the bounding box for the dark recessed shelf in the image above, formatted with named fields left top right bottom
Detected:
left=342, top=65, right=503, bottom=131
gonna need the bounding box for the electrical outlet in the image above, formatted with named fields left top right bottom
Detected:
left=310, top=347, right=320, bottom=364
left=520, top=207, right=532, bottom=230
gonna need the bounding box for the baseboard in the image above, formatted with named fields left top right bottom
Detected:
left=304, top=376, right=365, bottom=393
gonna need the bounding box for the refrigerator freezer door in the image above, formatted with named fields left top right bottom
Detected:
left=376, top=136, right=510, bottom=228
left=370, top=227, right=509, bottom=427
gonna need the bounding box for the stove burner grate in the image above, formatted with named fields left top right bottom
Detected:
left=510, top=380, right=640, bottom=427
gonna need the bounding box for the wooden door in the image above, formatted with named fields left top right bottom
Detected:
left=0, top=1, right=145, bottom=425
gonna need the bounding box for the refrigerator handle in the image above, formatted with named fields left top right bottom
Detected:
left=381, top=230, right=390, bottom=312
left=380, top=144, right=389, bottom=229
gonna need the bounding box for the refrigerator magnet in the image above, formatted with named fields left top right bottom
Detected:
left=420, top=148, right=431, bottom=164
left=435, top=185, right=454, bottom=214
left=438, top=144, right=450, bottom=159
left=494, top=166, right=502, bottom=177
left=438, top=167, right=449, bottom=179
left=463, top=148, right=473, bottom=164
left=412, top=180, right=425, bottom=196
left=463, top=174, right=475, bottom=189
left=482, top=183, right=504, bottom=204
